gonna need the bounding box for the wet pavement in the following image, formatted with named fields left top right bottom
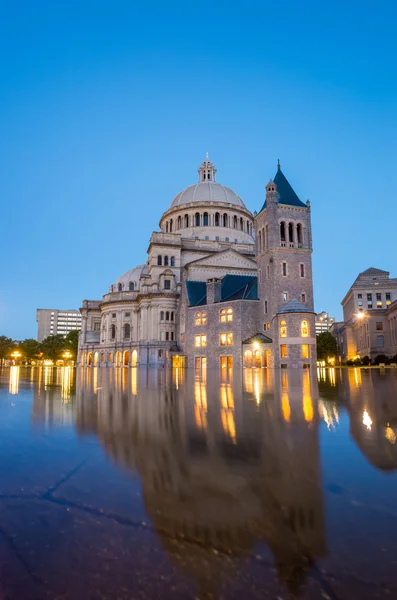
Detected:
left=1, top=365, right=397, bottom=599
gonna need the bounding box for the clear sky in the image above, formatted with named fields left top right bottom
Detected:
left=1, top=0, right=396, bottom=339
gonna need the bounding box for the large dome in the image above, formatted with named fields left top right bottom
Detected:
left=110, top=264, right=148, bottom=292
left=170, top=155, right=247, bottom=210
left=171, top=182, right=246, bottom=209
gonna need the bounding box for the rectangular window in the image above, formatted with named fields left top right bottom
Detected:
left=195, top=334, right=207, bottom=347
left=300, top=264, right=305, bottom=278
left=205, top=236, right=209, bottom=240
left=282, top=262, right=287, bottom=276
left=386, top=293, right=391, bottom=305
left=358, top=301, right=363, bottom=307
left=158, top=350, right=164, bottom=358
left=282, top=292, right=288, bottom=302
left=302, top=344, right=309, bottom=359
left=215, top=236, right=220, bottom=241
left=220, top=356, right=233, bottom=370
left=301, top=293, right=306, bottom=303
left=376, top=322, right=383, bottom=331
left=358, top=294, right=362, bottom=299
left=112, top=313, right=116, bottom=318
left=160, top=331, right=164, bottom=340
left=125, top=312, right=130, bottom=318
left=171, top=332, right=174, bottom=341
left=220, top=332, right=233, bottom=346
left=164, top=280, right=171, bottom=290
left=165, top=332, right=169, bottom=341
left=225, top=237, right=229, bottom=242
left=265, top=300, right=268, bottom=314
left=280, top=344, right=287, bottom=358
left=377, top=335, right=384, bottom=348
left=367, top=293, right=372, bottom=301
left=93, top=322, right=100, bottom=331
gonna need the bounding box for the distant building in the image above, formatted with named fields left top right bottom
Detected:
left=315, top=311, right=335, bottom=335
left=36, top=309, right=82, bottom=342
left=332, top=268, right=397, bottom=361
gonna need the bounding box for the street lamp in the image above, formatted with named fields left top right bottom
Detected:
left=11, top=351, right=21, bottom=365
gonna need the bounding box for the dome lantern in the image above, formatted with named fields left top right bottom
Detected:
left=198, top=153, right=217, bottom=183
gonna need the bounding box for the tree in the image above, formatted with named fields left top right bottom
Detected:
left=317, top=331, right=338, bottom=361
left=64, top=329, right=80, bottom=359
left=19, top=338, right=42, bottom=362
left=40, top=334, right=66, bottom=361
left=0, top=336, right=16, bottom=363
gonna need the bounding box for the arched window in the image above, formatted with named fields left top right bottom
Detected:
left=177, top=216, right=181, bottom=230
left=301, top=320, right=309, bottom=337
left=297, top=223, right=302, bottom=246
left=215, top=212, right=220, bottom=226
left=111, top=324, right=116, bottom=340
left=108, top=352, right=113, bottom=363
left=185, top=214, right=189, bottom=227
left=118, top=283, right=123, bottom=292
left=246, top=220, right=250, bottom=233
left=280, top=222, right=286, bottom=242
left=129, top=282, right=134, bottom=291
left=157, top=255, right=162, bottom=266
left=169, top=219, right=173, bottom=232
left=233, top=215, right=237, bottom=229
left=220, top=307, right=233, bottom=323
left=164, top=255, right=169, bottom=266
left=240, top=217, right=244, bottom=231
left=203, top=212, right=209, bottom=226
left=160, top=311, right=164, bottom=321
left=223, top=213, right=228, bottom=227
left=195, top=212, right=200, bottom=226
left=258, top=230, right=262, bottom=252
left=166, top=221, right=169, bottom=233
left=280, top=320, right=287, bottom=338
left=170, top=256, right=175, bottom=267
left=171, top=311, right=174, bottom=321
left=166, top=311, right=170, bottom=321
left=123, top=323, right=131, bottom=339
left=288, top=222, right=294, bottom=243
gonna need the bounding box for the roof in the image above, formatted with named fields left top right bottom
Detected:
left=260, top=168, right=307, bottom=211
left=358, top=267, right=390, bottom=278
left=186, top=275, right=258, bottom=307
left=277, top=299, right=314, bottom=314
left=242, top=333, right=273, bottom=344
left=170, top=182, right=246, bottom=209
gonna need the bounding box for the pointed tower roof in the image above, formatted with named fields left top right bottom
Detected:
left=260, top=162, right=307, bottom=211
left=277, top=299, right=314, bottom=314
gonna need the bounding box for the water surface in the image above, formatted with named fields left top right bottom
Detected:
left=1, top=365, right=397, bottom=599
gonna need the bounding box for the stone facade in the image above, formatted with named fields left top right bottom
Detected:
left=332, top=268, right=397, bottom=361
left=78, top=156, right=316, bottom=370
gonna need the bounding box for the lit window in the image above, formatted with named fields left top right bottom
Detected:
left=280, top=344, right=287, bottom=358
left=220, top=332, right=233, bottom=346
left=376, top=322, right=383, bottom=331
left=280, top=320, right=287, bottom=338
left=301, top=320, right=309, bottom=337
left=220, top=307, right=233, bottom=323
left=195, top=334, right=207, bottom=347
left=195, top=311, right=207, bottom=325
left=302, top=344, right=309, bottom=359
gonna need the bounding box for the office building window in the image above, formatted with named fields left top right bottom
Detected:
left=220, top=332, right=233, bottom=346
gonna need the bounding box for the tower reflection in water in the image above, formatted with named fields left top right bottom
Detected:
left=76, top=366, right=325, bottom=595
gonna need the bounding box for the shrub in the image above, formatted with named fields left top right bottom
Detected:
left=362, top=356, right=371, bottom=366
left=374, top=354, right=389, bottom=365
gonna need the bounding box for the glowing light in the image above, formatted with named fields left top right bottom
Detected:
left=282, top=393, right=291, bottom=423
left=385, top=426, right=396, bottom=445
left=220, top=384, right=236, bottom=442
left=302, top=371, right=313, bottom=423
left=363, top=410, right=372, bottom=430
left=9, top=366, right=20, bottom=395
left=61, top=367, right=71, bottom=401
left=131, top=368, right=137, bottom=395
left=194, top=380, right=207, bottom=430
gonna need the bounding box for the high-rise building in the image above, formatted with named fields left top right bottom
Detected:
left=315, top=311, right=335, bottom=335
left=36, top=309, right=82, bottom=342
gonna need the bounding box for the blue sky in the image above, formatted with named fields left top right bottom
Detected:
left=1, top=0, right=396, bottom=339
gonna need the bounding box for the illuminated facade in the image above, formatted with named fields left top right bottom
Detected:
left=78, top=156, right=316, bottom=369
left=333, top=268, right=397, bottom=361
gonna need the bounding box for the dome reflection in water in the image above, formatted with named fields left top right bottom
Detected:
left=75, top=366, right=325, bottom=595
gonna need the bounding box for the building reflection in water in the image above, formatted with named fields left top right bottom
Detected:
left=31, top=367, right=76, bottom=427
left=76, top=366, right=326, bottom=595
left=318, top=368, right=397, bottom=471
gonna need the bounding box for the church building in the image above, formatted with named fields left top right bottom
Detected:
left=78, top=156, right=316, bottom=369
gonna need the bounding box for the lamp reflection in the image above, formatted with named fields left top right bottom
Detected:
left=9, top=365, right=20, bottom=395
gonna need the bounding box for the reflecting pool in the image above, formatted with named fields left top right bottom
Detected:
left=1, top=366, right=397, bottom=599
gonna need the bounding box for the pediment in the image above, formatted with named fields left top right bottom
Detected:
left=186, top=249, right=256, bottom=270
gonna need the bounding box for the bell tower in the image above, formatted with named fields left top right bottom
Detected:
left=255, top=163, right=316, bottom=368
